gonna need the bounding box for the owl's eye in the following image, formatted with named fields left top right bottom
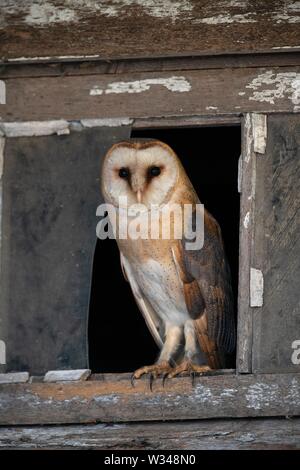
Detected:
left=148, top=166, right=161, bottom=177
left=119, top=167, right=130, bottom=178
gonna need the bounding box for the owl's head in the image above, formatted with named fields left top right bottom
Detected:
left=101, top=140, right=181, bottom=209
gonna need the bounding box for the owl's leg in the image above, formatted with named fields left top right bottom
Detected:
left=132, top=324, right=182, bottom=384
left=167, top=320, right=211, bottom=378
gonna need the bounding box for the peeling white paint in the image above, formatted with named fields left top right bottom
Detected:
left=93, top=394, right=119, bottom=404
left=273, top=1, right=300, bottom=23
left=244, top=113, right=254, bottom=164
left=245, top=71, right=300, bottom=112
left=25, top=2, right=76, bottom=26
left=205, top=106, right=218, bottom=110
left=194, top=384, right=221, bottom=406
left=284, top=378, right=300, bottom=405
left=222, top=0, right=246, bottom=7
left=250, top=268, right=264, bottom=307
left=1, top=0, right=300, bottom=36
left=6, top=56, right=53, bottom=63
left=2, top=0, right=194, bottom=28
left=273, top=4, right=300, bottom=22
left=195, top=12, right=256, bottom=24
left=238, top=154, right=243, bottom=193
left=0, top=120, right=70, bottom=138
left=90, top=76, right=191, bottom=96
left=289, top=1, right=300, bottom=11
left=0, top=372, right=29, bottom=383
left=0, top=118, right=133, bottom=137
left=57, top=127, right=70, bottom=136
left=220, top=388, right=238, bottom=398
left=81, top=118, right=133, bottom=128
left=243, top=114, right=258, bottom=204
left=6, top=55, right=102, bottom=63
left=273, top=14, right=300, bottom=23
left=0, top=340, right=6, bottom=365
left=0, top=81, right=6, bottom=105
left=246, top=383, right=279, bottom=410
left=252, top=113, right=267, bottom=154
left=237, top=433, right=255, bottom=443
left=44, top=369, right=91, bottom=382
left=81, top=0, right=194, bottom=22
left=243, top=211, right=250, bottom=229
left=272, top=45, right=300, bottom=50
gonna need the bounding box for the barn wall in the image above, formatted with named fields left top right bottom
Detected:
left=1, top=1, right=300, bottom=61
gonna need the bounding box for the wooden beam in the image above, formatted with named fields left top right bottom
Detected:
left=236, top=114, right=258, bottom=373
left=0, top=372, right=299, bottom=426
left=1, top=417, right=300, bottom=450
left=1, top=53, right=300, bottom=79
left=132, top=115, right=241, bottom=129
left=1, top=66, right=300, bottom=122
left=1, top=1, right=299, bottom=61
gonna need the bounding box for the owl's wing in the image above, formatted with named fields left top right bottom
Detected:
left=120, top=252, right=164, bottom=349
left=172, top=209, right=235, bottom=368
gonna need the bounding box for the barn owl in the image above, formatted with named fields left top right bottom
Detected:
left=101, top=140, right=235, bottom=382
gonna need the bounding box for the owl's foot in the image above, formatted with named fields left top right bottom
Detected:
left=131, top=361, right=172, bottom=390
left=167, top=360, right=211, bottom=380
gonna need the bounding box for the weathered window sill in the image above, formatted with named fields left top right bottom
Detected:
left=0, top=371, right=299, bottom=426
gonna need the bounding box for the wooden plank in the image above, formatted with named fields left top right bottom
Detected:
left=44, top=370, right=91, bottom=382
left=0, top=373, right=299, bottom=425
left=1, top=1, right=300, bottom=61
left=0, top=137, right=6, bottom=375
left=1, top=52, right=300, bottom=79
left=252, top=114, right=300, bottom=373
left=236, top=114, right=257, bottom=373
left=0, top=372, right=29, bottom=384
left=0, top=126, right=131, bottom=375
left=1, top=417, right=300, bottom=450
left=132, top=115, right=241, bottom=129
left=1, top=67, right=300, bottom=122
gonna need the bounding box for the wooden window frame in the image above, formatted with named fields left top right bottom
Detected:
left=0, top=113, right=299, bottom=426
left=1, top=51, right=300, bottom=422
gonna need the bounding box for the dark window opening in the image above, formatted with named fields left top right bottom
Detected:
left=88, top=126, right=241, bottom=373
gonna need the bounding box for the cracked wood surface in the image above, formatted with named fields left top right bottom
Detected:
left=1, top=66, right=300, bottom=122
left=251, top=114, right=300, bottom=373
left=1, top=1, right=300, bottom=61
left=0, top=372, right=299, bottom=426
left=0, top=417, right=299, bottom=450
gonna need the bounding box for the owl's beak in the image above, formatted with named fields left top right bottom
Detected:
left=131, top=175, right=144, bottom=202
left=136, top=190, right=142, bottom=203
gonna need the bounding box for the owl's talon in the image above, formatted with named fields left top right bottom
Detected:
left=130, top=374, right=136, bottom=388
left=132, top=361, right=172, bottom=386
left=149, top=373, right=155, bottom=392
left=190, top=371, right=195, bottom=386
left=162, top=373, right=169, bottom=388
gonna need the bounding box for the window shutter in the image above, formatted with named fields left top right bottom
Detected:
left=0, top=125, right=131, bottom=375
left=252, top=114, right=300, bottom=373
